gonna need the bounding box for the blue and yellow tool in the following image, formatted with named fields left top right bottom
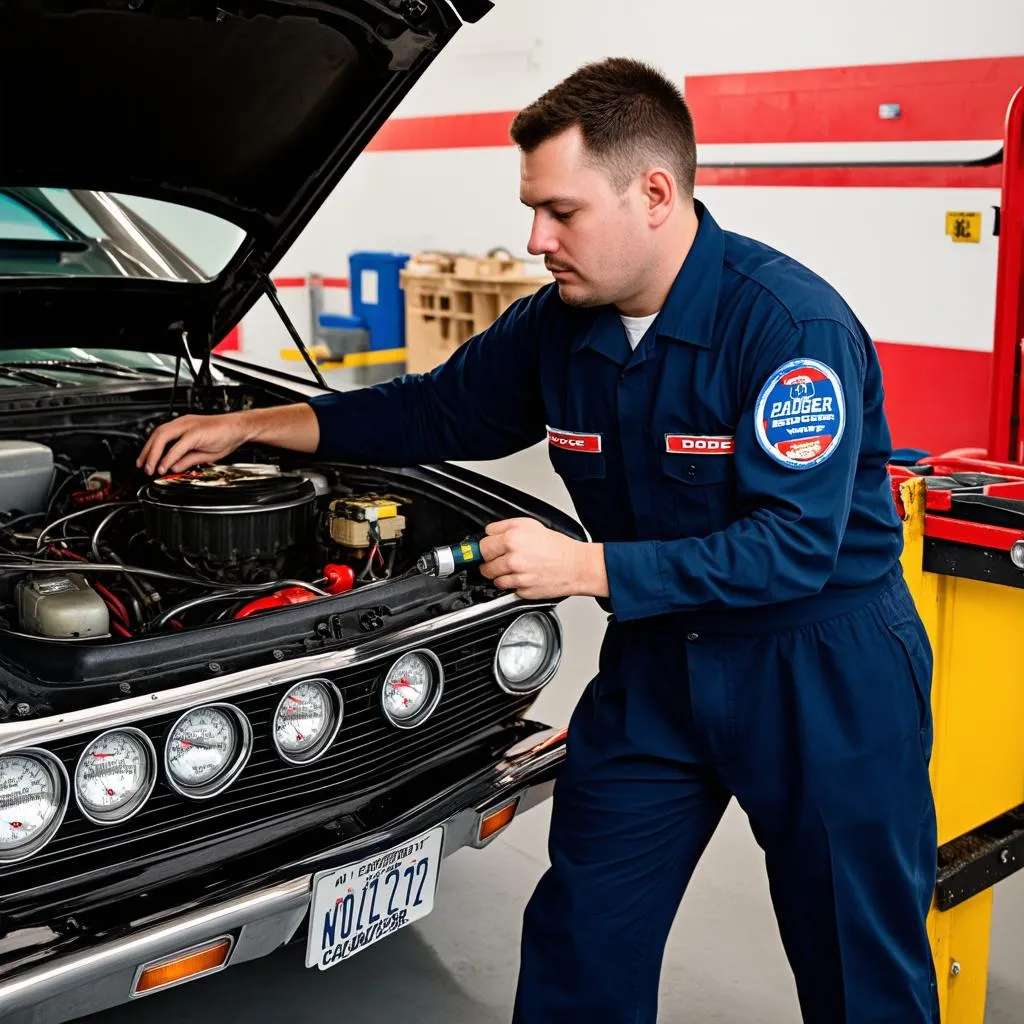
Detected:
left=416, top=537, right=484, bottom=578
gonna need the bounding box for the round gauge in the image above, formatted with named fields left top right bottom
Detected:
left=0, top=749, right=69, bottom=864
left=381, top=650, right=443, bottom=730
left=74, top=728, right=157, bottom=825
left=494, top=612, right=561, bottom=693
left=164, top=704, right=252, bottom=799
left=272, top=679, right=343, bottom=765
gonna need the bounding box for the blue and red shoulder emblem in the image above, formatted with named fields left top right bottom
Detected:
left=754, top=358, right=846, bottom=469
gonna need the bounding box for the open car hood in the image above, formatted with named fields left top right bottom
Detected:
left=0, top=0, right=492, bottom=354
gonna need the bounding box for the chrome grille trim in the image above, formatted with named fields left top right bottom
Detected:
left=0, top=594, right=547, bottom=754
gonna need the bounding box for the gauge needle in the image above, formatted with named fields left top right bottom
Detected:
left=93, top=752, right=114, bottom=758
left=178, top=739, right=214, bottom=750
left=392, top=677, right=413, bottom=690
left=288, top=696, right=304, bottom=704
left=293, top=726, right=304, bottom=741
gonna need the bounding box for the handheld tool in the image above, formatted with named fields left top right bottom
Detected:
left=416, top=536, right=484, bottom=577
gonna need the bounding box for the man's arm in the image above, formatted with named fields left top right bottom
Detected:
left=600, top=317, right=870, bottom=619
left=139, top=287, right=551, bottom=475
left=307, top=288, right=550, bottom=465
left=139, top=404, right=320, bottom=476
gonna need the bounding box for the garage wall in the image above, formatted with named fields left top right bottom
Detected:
left=240, top=0, right=1024, bottom=453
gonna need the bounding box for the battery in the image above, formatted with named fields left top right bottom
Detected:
left=327, top=494, right=408, bottom=549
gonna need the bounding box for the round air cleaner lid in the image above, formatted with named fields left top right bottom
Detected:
left=140, top=464, right=316, bottom=510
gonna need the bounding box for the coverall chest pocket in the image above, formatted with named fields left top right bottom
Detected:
left=547, top=445, right=609, bottom=534
left=659, top=452, right=735, bottom=536
left=548, top=446, right=607, bottom=481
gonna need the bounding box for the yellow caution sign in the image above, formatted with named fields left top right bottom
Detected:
left=945, top=211, right=982, bottom=243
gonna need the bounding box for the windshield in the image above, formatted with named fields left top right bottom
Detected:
left=0, top=188, right=246, bottom=282
left=0, top=348, right=231, bottom=388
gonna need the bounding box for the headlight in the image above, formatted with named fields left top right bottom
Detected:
left=75, top=728, right=157, bottom=825
left=381, top=650, right=444, bottom=729
left=164, top=704, right=252, bottom=799
left=494, top=612, right=561, bottom=694
left=272, top=679, right=343, bottom=765
left=0, top=749, right=69, bottom=864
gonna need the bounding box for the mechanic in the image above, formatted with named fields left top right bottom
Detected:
left=138, top=57, right=938, bottom=1024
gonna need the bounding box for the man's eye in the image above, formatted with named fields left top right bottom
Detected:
left=552, top=210, right=575, bottom=222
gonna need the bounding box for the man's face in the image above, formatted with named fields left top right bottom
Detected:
left=520, top=127, right=651, bottom=308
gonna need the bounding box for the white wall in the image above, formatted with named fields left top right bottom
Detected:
left=243, top=0, right=1022, bottom=378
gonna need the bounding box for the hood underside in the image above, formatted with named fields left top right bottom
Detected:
left=0, top=0, right=487, bottom=353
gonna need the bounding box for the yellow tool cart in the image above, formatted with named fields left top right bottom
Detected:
left=894, top=463, right=1024, bottom=1023
left=896, top=81, right=1024, bottom=1022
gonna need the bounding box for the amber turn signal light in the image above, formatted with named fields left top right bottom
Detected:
left=133, top=937, right=232, bottom=995
left=478, top=797, right=520, bottom=842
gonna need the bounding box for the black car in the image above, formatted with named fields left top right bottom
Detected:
left=0, top=2, right=580, bottom=1020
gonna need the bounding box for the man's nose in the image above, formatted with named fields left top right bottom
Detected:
left=527, top=215, right=557, bottom=256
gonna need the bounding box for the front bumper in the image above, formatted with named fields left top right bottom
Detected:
left=0, top=724, right=566, bottom=1024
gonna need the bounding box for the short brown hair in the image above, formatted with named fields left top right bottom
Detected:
left=509, top=57, right=697, bottom=196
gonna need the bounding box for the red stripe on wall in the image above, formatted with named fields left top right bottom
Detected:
left=875, top=341, right=990, bottom=452
left=685, top=56, right=1024, bottom=144
left=367, top=110, right=517, bottom=152
left=696, top=165, right=1002, bottom=188
left=358, top=113, right=1007, bottom=187
left=213, top=325, right=240, bottom=353
left=271, top=276, right=350, bottom=289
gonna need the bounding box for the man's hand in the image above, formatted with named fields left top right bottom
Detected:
left=479, top=518, right=608, bottom=600
left=137, top=404, right=321, bottom=476
left=137, top=413, right=253, bottom=476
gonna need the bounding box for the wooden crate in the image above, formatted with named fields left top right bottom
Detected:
left=402, top=267, right=550, bottom=374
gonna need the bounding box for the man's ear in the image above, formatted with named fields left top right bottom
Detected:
left=643, top=167, right=675, bottom=228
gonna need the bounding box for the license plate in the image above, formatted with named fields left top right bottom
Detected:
left=306, top=825, right=445, bottom=970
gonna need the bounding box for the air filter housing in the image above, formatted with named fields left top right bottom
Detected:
left=139, top=464, right=317, bottom=578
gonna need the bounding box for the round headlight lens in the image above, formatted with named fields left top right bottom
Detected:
left=0, top=749, right=68, bottom=863
left=75, top=728, right=156, bottom=825
left=165, top=704, right=252, bottom=799
left=495, top=612, right=561, bottom=693
left=381, top=650, right=443, bottom=729
left=273, top=679, right=343, bottom=764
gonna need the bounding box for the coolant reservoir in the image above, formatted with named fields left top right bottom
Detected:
left=16, top=573, right=110, bottom=638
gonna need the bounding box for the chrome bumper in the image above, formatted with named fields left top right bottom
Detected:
left=0, top=726, right=566, bottom=1024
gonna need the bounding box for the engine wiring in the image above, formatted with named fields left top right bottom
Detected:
left=0, top=441, right=481, bottom=642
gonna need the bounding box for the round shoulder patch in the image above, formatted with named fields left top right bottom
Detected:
left=754, top=357, right=846, bottom=470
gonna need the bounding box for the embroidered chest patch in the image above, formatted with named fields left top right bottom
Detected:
left=665, top=434, right=735, bottom=455
left=547, top=426, right=602, bottom=453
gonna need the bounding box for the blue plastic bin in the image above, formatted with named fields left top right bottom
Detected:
left=889, top=447, right=931, bottom=466
left=347, top=252, right=410, bottom=351
left=318, top=313, right=367, bottom=333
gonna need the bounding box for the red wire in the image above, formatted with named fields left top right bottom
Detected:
left=48, top=545, right=85, bottom=561
left=46, top=545, right=132, bottom=633
left=93, top=582, right=130, bottom=627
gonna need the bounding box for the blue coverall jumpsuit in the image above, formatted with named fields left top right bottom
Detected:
left=309, top=201, right=939, bottom=1023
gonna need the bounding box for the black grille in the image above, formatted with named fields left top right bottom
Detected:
left=1, top=615, right=538, bottom=896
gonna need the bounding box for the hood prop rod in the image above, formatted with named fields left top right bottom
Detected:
left=259, top=273, right=329, bottom=390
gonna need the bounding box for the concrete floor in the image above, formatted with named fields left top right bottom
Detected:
left=78, top=442, right=1024, bottom=1023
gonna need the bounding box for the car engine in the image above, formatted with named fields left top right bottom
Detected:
left=0, top=431, right=464, bottom=643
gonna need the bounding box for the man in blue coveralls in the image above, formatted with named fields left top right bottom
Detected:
left=139, top=58, right=938, bottom=1024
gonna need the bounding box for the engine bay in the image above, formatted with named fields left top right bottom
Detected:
left=0, top=426, right=488, bottom=646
